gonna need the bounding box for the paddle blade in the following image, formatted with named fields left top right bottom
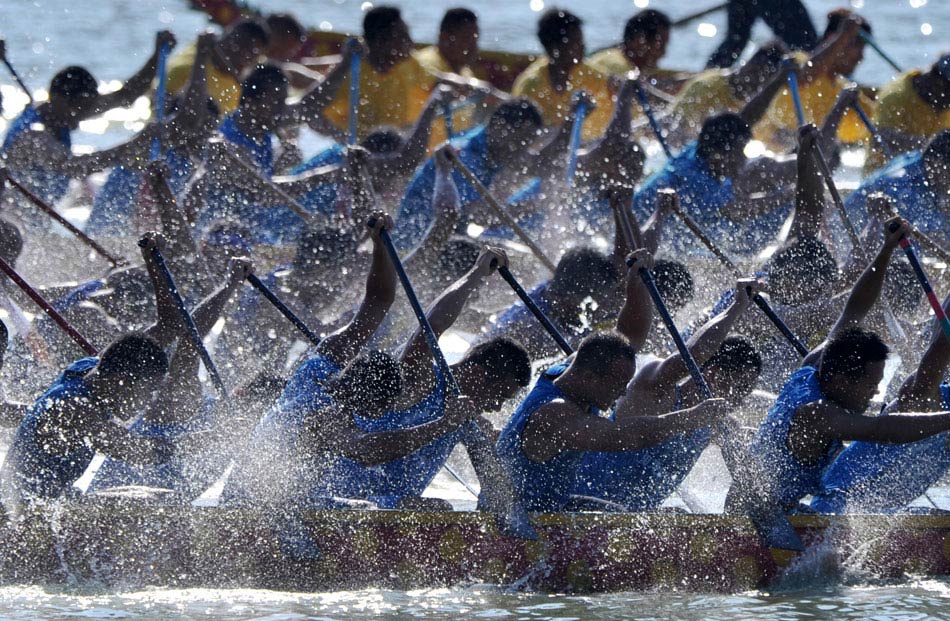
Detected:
left=749, top=504, right=805, bottom=552
left=496, top=502, right=539, bottom=541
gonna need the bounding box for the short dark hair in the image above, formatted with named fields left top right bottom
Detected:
left=767, top=236, right=839, bottom=306
left=97, top=333, right=168, bottom=379
left=653, top=259, right=694, bottom=311
left=437, top=236, right=481, bottom=282
left=462, top=337, right=531, bottom=387
left=364, top=6, right=404, bottom=46
left=623, top=9, right=671, bottom=43
left=0, top=217, right=24, bottom=265
left=240, top=64, right=288, bottom=104
left=551, top=247, right=619, bottom=300
left=440, top=8, right=478, bottom=34
left=823, top=9, right=871, bottom=40
left=266, top=13, right=305, bottom=42
left=49, top=66, right=98, bottom=101
left=745, top=40, right=788, bottom=72
left=573, top=331, right=636, bottom=376
left=489, top=98, right=543, bottom=131
left=293, top=226, right=357, bottom=271
left=702, top=335, right=762, bottom=376
left=361, top=127, right=405, bottom=154
left=227, top=19, right=270, bottom=48
left=537, top=9, right=582, bottom=53
left=697, top=113, right=751, bottom=161
left=335, top=350, right=403, bottom=404
left=924, top=130, right=950, bottom=168
left=818, top=327, right=889, bottom=385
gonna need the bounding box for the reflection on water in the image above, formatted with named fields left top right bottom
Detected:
left=3, top=583, right=950, bottom=620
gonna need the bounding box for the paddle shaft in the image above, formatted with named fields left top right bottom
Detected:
left=348, top=50, right=361, bottom=145
left=1, top=55, right=33, bottom=105
left=4, top=173, right=127, bottom=268
left=851, top=101, right=892, bottom=159
left=634, top=82, right=673, bottom=159
left=447, top=154, right=557, bottom=273
left=146, top=246, right=227, bottom=398
left=895, top=233, right=950, bottom=343
left=786, top=70, right=806, bottom=127
left=497, top=266, right=574, bottom=356
left=667, top=199, right=810, bottom=357
left=219, top=146, right=315, bottom=224
left=0, top=255, right=97, bottom=355
left=150, top=42, right=171, bottom=160
left=672, top=1, right=729, bottom=27
left=246, top=274, right=322, bottom=346
left=565, top=101, right=588, bottom=185
left=443, top=103, right=455, bottom=140
left=859, top=31, right=903, bottom=74
left=809, top=142, right=861, bottom=247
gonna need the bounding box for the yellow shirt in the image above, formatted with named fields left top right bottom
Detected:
left=865, top=70, right=950, bottom=171
left=756, top=66, right=873, bottom=148
left=412, top=47, right=480, bottom=146
left=165, top=41, right=242, bottom=114
left=669, top=70, right=743, bottom=130
left=323, top=56, right=436, bottom=141
left=512, top=58, right=614, bottom=140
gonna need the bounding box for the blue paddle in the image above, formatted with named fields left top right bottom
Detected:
left=246, top=274, right=322, bottom=347
left=786, top=69, right=807, bottom=127
left=852, top=101, right=893, bottom=160
left=565, top=94, right=589, bottom=185
left=347, top=46, right=361, bottom=145
left=859, top=31, right=902, bottom=74
left=634, top=80, right=672, bottom=159
left=497, top=266, right=574, bottom=356
left=150, top=41, right=171, bottom=161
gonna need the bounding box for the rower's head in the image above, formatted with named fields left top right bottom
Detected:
left=822, top=9, right=871, bottom=76
left=47, top=66, right=99, bottom=130
left=331, top=350, right=403, bottom=417
left=735, top=40, right=787, bottom=88
left=486, top=98, right=544, bottom=165
left=696, top=113, right=751, bottom=179
left=265, top=13, right=306, bottom=62
left=818, top=327, right=889, bottom=413
left=239, top=64, right=289, bottom=129
left=93, top=268, right=156, bottom=331
left=200, top=220, right=254, bottom=276
left=0, top=217, right=24, bottom=267
left=622, top=9, right=671, bottom=70
left=360, top=127, right=410, bottom=193
left=923, top=130, right=950, bottom=196
left=570, top=332, right=637, bottom=410
left=364, top=6, right=413, bottom=64
left=437, top=236, right=482, bottom=286
left=580, top=138, right=645, bottom=195
left=549, top=247, right=621, bottom=323
left=93, top=333, right=169, bottom=412
left=454, top=337, right=531, bottom=412
left=767, top=236, right=839, bottom=306
left=701, top=336, right=762, bottom=406
left=438, top=8, right=479, bottom=68
left=924, top=55, right=950, bottom=111
left=537, top=9, right=585, bottom=65
left=220, top=19, right=270, bottom=73
left=652, top=259, right=694, bottom=312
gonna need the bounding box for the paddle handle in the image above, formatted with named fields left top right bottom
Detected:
left=786, top=70, right=806, bottom=127
left=0, top=255, right=97, bottom=355
left=897, top=236, right=950, bottom=343
left=859, top=31, right=903, bottom=74
left=348, top=50, right=361, bottom=145
left=446, top=152, right=557, bottom=273
left=497, top=266, right=574, bottom=356
left=145, top=245, right=227, bottom=397
left=565, top=100, right=588, bottom=185
left=634, top=81, right=673, bottom=159
left=246, top=274, right=322, bottom=347
left=4, top=173, right=128, bottom=268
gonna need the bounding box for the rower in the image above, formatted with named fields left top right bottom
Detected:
left=512, top=9, right=613, bottom=141
left=320, top=6, right=437, bottom=142
left=846, top=131, right=950, bottom=245
left=165, top=19, right=268, bottom=115
left=573, top=279, right=763, bottom=511
left=706, top=0, right=817, bottom=69
left=729, top=216, right=950, bottom=514
left=588, top=9, right=678, bottom=93
left=264, top=13, right=306, bottom=64
left=496, top=250, right=730, bottom=512
left=863, top=54, right=950, bottom=173
left=316, top=246, right=531, bottom=510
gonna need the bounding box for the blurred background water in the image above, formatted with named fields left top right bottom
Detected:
left=3, top=1, right=950, bottom=619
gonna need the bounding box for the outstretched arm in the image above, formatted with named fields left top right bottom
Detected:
left=288, top=39, right=362, bottom=127
left=92, top=31, right=178, bottom=116
left=789, top=124, right=826, bottom=240
left=403, top=145, right=462, bottom=274
left=739, top=62, right=793, bottom=127
left=615, top=249, right=655, bottom=352
left=811, top=400, right=950, bottom=444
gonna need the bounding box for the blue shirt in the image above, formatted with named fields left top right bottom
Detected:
left=291, top=143, right=346, bottom=219
left=1, top=106, right=72, bottom=204
left=811, top=383, right=950, bottom=513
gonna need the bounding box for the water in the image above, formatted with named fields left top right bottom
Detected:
left=3, top=0, right=950, bottom=618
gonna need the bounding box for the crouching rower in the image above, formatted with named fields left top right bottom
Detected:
left=496, top=250, right=730, bottom=512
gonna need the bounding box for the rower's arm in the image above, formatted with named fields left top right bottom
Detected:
left=394, top=86, right=454, bottom=173
left=317, top=215, right=397, bottom=367
left=789, top=125, right=825, bottom=240
left=814, top=400, right=950, bottom=444
left=901, top=292, right=950, bottom=403
left=92, top=32, right=177, bottom=116
left=403, top=146, right=462, bottom=274
left=615, top=250, right=654, bottom=352
left=534, top=95, right=589, bottom=174
left=739, top=64, right=792, bottom=127
left=577, top=79, right=636, bottom=167
left=145, top=164, right=198, bottom=259
left=797, top=19, right=862, bottom=84
left=287, top=41, right=359, bottom=126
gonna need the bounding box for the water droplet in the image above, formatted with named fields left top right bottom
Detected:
left=921, top=23, right=933, bottom=36
left=530, top=0, right=545, bottom=12
left=697, top=23, right=718, bottom=38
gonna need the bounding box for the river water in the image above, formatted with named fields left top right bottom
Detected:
left=3, top=0, right=950, bottom=619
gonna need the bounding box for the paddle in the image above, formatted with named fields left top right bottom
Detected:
left=443, top=102, right=455, bottom=141
left=786, top=69, right=807, bottom=127
left=565, top=95, right=589, bottom=185
left=142, top=242, right=227, bottom=398
left=662, top=191, right=808, bottom=357
left=445, top=150, right=557, bottom=273
left=0, top=255, right=97, bottom=356
left=245, top=274, right=322, bottom=347
left=150, top=41, right=171, bottom=161
left=672, top=2, right=729, bottom=28
left=0, top=40, right=34, bottom=105
left=615, top=204, right=805, bottom=552
left=851, top=101, right=893, bottom=160
left=347, top=43, right=361, bottom=145
left=859, top=31, right=903, bottom=74
left=890, top=221, right=950, bottom=343
left=496, top=265, right=574, bottom=356
left=804, top=138, right=861, bottom=248
left=634, top=79, right=673, bottom=159
left=2, top=171, right=128, bottom=268
left=371, top=220, right=537, bottom=540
